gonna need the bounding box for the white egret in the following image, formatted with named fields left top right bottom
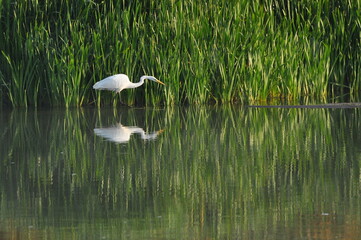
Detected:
left=93, top=74, right=165, bottom=93
left=94, top=123, right=164, bottom=144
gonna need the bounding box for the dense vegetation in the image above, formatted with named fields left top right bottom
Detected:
left=0, top=0, right=360, bottom=107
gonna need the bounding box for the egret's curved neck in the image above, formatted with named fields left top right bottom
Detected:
left=128, top=76, right=146, bottom=89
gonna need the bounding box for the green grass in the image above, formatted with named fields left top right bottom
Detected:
left=0, top=0, right=360, bottom=107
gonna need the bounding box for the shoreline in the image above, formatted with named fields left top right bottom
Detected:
left=248, top=103, right=361, bottom=109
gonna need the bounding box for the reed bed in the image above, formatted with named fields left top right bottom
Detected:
left=0, top=0, right=360, bottom=107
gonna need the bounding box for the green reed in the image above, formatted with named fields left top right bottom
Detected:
left=0, top=0, right=360, bottom=107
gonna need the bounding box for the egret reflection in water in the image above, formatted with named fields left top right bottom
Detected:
left=94, top=123, right=163, bottom=144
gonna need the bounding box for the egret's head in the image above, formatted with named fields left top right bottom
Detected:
left=142, top=75, right=165, bottom=85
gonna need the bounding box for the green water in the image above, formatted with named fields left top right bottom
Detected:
left=0, top=106, right=360, bottom=239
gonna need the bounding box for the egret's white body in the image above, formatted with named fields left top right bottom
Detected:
left=94, top=123, right=163, bottom=144
left=93, top=74, right=164, bottom=93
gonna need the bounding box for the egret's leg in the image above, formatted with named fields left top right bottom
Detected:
left=117, top=93, right=131, bottom=107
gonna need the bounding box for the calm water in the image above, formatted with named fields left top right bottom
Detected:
left=0, top=106, right=360, bottom=239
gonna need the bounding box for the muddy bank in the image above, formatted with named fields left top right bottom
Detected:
left=249, top=103, right=361, bottom=108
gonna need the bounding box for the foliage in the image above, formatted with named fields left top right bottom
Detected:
left=0, top=0, right=360, bottom=106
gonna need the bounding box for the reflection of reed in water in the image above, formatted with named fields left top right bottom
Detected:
left=1, top=107, right=361, bottom=239
left=94, top=123, right=163, bottom=144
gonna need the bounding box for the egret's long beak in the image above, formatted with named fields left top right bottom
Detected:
left=157, top=129, right=165, bottom=134
left=156, top=79, right=165, bottom=85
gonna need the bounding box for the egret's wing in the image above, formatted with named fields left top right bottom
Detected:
left=94, top=127, right=131, bottom=143
left=93, top=77, right=116, bottom=91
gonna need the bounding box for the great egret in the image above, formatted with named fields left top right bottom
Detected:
left=93, top=74, right=165, bottom=93
left=94, top=123, right=163, bottom=144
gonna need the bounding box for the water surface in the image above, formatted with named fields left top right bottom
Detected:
left=0, top=106, right=360, bottom=239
